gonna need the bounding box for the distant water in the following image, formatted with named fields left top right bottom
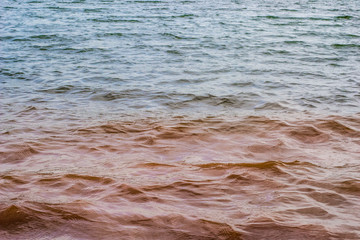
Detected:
left=1, top=0, right=360, bottom=239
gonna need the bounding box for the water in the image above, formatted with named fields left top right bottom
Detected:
left=1, top=0, right=360, bottom=239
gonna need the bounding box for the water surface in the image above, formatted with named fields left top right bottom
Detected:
left=1, top=0, right=360, bottom=239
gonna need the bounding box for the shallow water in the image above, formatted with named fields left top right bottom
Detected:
left=1, top=0, right=360, bottom=239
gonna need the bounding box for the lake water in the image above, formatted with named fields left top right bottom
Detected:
left=1, top=0, right=360, bottom=239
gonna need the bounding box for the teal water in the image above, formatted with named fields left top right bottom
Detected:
left=1, top=0, right=359, bottom=125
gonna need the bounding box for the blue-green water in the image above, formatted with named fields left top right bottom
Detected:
left=1, top=0, right=359, bottom=124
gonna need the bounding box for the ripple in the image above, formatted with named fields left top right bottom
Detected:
left=1, top=0, right=360, bottom=238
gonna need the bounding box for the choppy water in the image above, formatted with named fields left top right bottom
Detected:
left=1, top=0, right=360, bottom=239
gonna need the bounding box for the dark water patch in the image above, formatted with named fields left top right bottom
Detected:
left=173, top=14, right=197, bottom=18
left=12, top=38, right=31, bottom=42
left=180, top=0, right=196, bottom=3
left=76, top=47, right=110, bottom=53
left=166, top=49, right=182, bottom=55
left=280, top=8, right=298, bottom=12
left=1, top=175, right=29, bottom=185
left=343, top=34, right=360, bottom=38
left=108, top=183, right=164, bottom=203
left=0, top=36, right=15, bottom=41
left=0, top=205, right=40, bottom=230
left=318, top=23, right=343, bottom=27
left=181, top=94, right=250, bottom=108
left=70, top=0, right=87, bottom=3
left=161, top=32, right=195, bottom=40
left=38, top=85, right=74, bottom=94
left=46, top=6, right=71, bottom=12
left=97, top=125, right=128, bottom=134
left=331, top=43, right=360, bottom=49
left=29, top=34, right=58, bottom=40
left=307, top=191, right=348, bottom=206
left=263, top=15, right=279, bottom=19
left=142, top=180, right=217, bottom=197
left=83, top=8, right=106, bottom=13
left=257, top=16, right=332, bottom=21
left=0, top=70, right=26, bottom=79
left=308, top=17, right=332, bottom=21
left=101, top=32, right=123, bottom=37
left=37, top=204, right=89, bottom=222
left=173, top=78, right=196, bottom=84
left=292, top=206, right=332, bottom=218
left=64, top=174, right=114, bottom=184
left=197, top=161, right=315, bottom=173
left=0, top=145, right=39, bottom=164
left=133, top=0, right=164, bottom=3
left=334, top=179, right=360, bottom=196
left=229, top=81, right=255, bottom=87
left=89, top=89, right=146, bottom=101
left=283, top=40, right=306, bottom=45
left=90, top=18, right=142, bottom=23
left=327, top=63, right=343, bottom=67
left=287, top=125, right=330, bottom=144
left=335, top=15, right=353, bottom=20
left=261, top=49, right=292, bottom=56
left=15, top=106, right=38, bottom=115
left=134, top=162, right=177, bottom=169
left=37, top=84, right=93, bottom=95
